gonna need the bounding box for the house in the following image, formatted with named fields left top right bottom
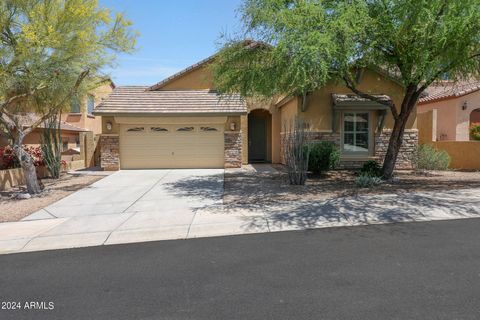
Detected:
left=418, top=80, right=480, bottom=141
left=94, top=53, right=418, bottom=171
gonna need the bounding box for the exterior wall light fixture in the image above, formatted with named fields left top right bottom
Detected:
left=462, top=101, right=468, bottom=110
left=106, top=121, right=113, bottom=131
left=230, top=122, right=236, bottom=131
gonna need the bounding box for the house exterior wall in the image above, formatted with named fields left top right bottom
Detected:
left=159, top=67, right=214, bottom=90
left=102, top=63, right=417, bottom=169
left=21, top=129, right=79, bottom=150
left=62, top=83, right=114, bottom=135
left=418, top=89, right=480, bottom=141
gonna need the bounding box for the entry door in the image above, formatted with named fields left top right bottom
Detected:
left=248, top=116, right=267, bottom=162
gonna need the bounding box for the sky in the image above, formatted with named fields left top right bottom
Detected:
left=100, top=0, right=243, bottom=86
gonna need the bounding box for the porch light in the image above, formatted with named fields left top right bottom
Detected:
left=462, top=101, right=468, bottom=110
left=230, top=122, right=236, bottom=131
left=106, top=121, right=113, bottom=131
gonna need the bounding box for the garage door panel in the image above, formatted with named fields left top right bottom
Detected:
left=120, top=124, right=224, bottom=169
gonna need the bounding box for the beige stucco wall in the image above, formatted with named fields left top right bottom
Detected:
left=300, top=70, right=414, bottom=132
left=160, top=66, right=214, bottom=90
left=417, top=109, right=437, bottom=144
left=432, top=141, right=480, bottom=169
left=62, top=83, right=113, bottom=135
left=419, top=89, right=480, bottom=141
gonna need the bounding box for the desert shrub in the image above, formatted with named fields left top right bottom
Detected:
left=360, top=160, right=383, bottom=177
left=41, top=115, right=63, bottom=178
left=305, top=141, right=340, bottom=174
left=282, top=117, right=310, bottom=185
left=471, top=122, right=480, bottom=141
left=355, top=173, right=383, bottom=188
left=413, top=144, right=450, bottom=171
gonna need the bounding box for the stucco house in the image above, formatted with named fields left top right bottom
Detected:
left=0, top=81, right=114, bottom=152
left=95, top=53, right=418, bottom=171
left=418, top=80, right=480, bottom=141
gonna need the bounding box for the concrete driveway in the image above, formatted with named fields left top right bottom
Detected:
left=1, top=169, right=253, bottom=254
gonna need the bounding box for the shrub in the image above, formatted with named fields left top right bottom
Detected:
left=360, top=160, right=382, bottom=177
left=471, top=122, right=480, bottom=141
left=413, top=144, right=450, bottom=171
left=356, top=173, right=383, bottom=188
left=305, top=141, right=340, bottom=174
left=0, top=146, right=44, bottom=170
left=282, top=118, right=310, bottom=185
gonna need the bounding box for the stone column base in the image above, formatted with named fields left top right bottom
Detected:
left=224, top=131, right=242, bottom=168
left=100, top=135, right=120, bottom=171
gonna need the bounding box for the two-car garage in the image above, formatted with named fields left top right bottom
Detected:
left=119, top=121, right=225, bottom=169
left=94, top=87, right=246, bottom=170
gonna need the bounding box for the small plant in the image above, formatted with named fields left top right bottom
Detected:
left=360, top=160, right=382, bottom=177
left=305, top=141, right=340, bottom=174
left=471, top=122, right=480, bottom=141
left=413, top=144, right=450, bottom=171
left=356, top=173, right=383, bottom=188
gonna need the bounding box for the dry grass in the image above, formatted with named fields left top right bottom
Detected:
left=0, top=174, right=105, bottom=222
left=224, top=165, right=480, bottom=206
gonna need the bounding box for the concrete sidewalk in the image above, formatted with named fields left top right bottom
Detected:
left=0, top=169, right=480, bottom=254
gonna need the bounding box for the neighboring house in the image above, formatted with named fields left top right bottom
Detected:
left=0, top=81, right=114, bottom=153
left=95, top=53, right=418, bottom=171
left=418, top=80, right=480, bottom=141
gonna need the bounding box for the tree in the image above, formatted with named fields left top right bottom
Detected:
left=212, top=0, right=480, bottom=178
left=0, top=0, right=136, bottom=194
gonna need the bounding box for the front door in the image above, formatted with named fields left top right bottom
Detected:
left=248, top=115, right=267, bottom=162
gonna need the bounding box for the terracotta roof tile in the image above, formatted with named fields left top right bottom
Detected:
left=94, top=87, right=247, bottom=115
left=420, top=80, right=480, bottom=104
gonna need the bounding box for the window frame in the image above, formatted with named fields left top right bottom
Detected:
left=87, top=94, right=95, bottom=116
left=340, top=111, right=373, bottom=157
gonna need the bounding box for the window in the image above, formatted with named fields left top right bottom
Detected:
left=151, top=127, right=168, bottom=132
left=126, top=127, right=144, bottom=132
left=200, top=126, right=218, bottom=132
left=342, top=112, right=370, bottom=154
left=176, top=127, right=194, bottom=132
left=87, top=95, right=95, bottom=115
left=70, top=97, right=81, bottom=113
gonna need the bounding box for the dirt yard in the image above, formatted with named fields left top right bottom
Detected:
left=224, top=165, right=480, bottom=206
left=0, top=174, right=106, bottom=222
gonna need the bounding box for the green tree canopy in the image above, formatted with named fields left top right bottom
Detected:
left=213, top=0, right=480, bottom=177
left=0, top=0, right=137, bottom=193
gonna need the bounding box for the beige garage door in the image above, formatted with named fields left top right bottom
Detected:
left=120, top=124, right=224, bottom=169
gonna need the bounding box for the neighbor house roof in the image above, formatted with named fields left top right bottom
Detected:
left=94, top=86, right=247, bottom=116
left=19, top=114, right=86, bottom=132
left=419, top=80, right=480, bottom=104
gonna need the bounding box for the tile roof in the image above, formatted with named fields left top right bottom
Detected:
left=419, top=80, right=480, bottom=104
left=94, top=87, right=247, bottom=115
left=19, top=114, right=87, bottom=132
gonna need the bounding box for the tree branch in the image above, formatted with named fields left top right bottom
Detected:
left=342, top=74, right=399, bottom=121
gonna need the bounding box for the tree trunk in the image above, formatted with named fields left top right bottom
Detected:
left=381, top=115, right=408, bottom=179
left=382, top=87, right=419, bottom=179
left=13, top=138, right=42, bottom=194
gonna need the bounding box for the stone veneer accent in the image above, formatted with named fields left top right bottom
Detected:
left=100, top=135, right=120, bottom=171
left=374, top=129, right=418, bottom=170
left=224, top=131, right=242, bottom=168
left=301, top=129, right=418, bottom=169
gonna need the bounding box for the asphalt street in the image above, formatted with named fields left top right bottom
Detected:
left=1, top=219, right=480, bottom=320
